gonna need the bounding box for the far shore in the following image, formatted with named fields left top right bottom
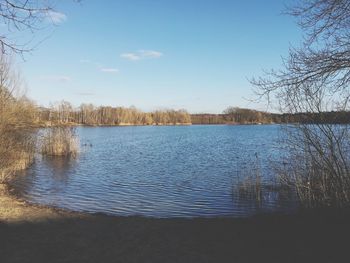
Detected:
left=37, top=121, right=276, bottom=128
left=1, top=182, right=350, bottom=263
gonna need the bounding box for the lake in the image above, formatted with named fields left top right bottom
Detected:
left=11, top=125, right=297, bottom=217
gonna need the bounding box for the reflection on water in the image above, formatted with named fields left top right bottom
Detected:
left=46, top=157, right=77, bottom=183
left=11, top=125, right=298, bottom=218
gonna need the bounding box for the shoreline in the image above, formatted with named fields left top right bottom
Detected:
left=1, top=182, right=350, bottom=262
left=37, top=122, right=278, bottom=128
left=0, top=183, right=84, bottom=223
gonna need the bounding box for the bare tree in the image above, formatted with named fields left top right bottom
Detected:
left=252, top=0, right=350, bottom=112
left=252, top=0, right=350, bottom=207
left=0, top=0, right=79, bottom=55
left=223, top=107, right=236, bottom=122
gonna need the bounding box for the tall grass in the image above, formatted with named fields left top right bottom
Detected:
left=234, top=154, right=263, bottom=205
left=41, top=127, right=79, bottom=157
left=0, top=137, right=36, bottom=183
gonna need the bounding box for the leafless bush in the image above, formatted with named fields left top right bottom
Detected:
left=41, top=127, right=79, bottom=157
left=278, top=124, right=350, bottom=207
left=0, top=54, right=37, bottom=182
left=252, top=0, right=350, bottom=208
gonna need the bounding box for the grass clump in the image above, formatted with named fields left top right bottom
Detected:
left=234, top=154, right=263, bottom=206
left=237, top=172, right=262, bottom=205
left=41, top=127, right=79, bottom=157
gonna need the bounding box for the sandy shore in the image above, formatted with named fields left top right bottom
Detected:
left=1, top=183, right=350, bottom=263
left=0, top=184, right=80, bottom=223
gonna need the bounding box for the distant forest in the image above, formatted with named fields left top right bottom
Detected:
left=192, top=108, right=350, bottom=125
left=36, top=102, right=350, bottom=126
left=37, top=102, right=191, bottom=126
left=192, top=107, right=273, bottom=125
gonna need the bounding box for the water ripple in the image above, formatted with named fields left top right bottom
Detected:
left=11, top=125, right=297, bottom=218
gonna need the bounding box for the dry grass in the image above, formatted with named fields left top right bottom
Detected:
left=40, top=127, right=79, bottom=157
left=236, top=173, right=262, bottom=205
left=0, top=150, right=35, bottom=183
left=234, top=154, right=263, bottom=205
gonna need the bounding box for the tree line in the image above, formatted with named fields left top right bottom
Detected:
left=192, top=107, right=350, bottom=125
left=37, top=102, right=192, bottom=126
left=37, top=103, right=350, bottom=126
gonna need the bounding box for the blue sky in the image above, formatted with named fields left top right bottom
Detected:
left=17, top=0, right=301, bottom=113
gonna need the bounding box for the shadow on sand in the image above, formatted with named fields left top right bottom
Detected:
left=1, top=209, right=350, bottom=263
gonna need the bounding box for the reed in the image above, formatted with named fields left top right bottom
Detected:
left=235, top=154, right=263, bottom=205
left=41, top=127, right=79, bottom=157
left=0, top=148, right=35, bottom=183
left=237, top=174, right=262, bottom=205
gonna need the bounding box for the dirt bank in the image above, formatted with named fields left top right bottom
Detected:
left=1, top=183, right=349, bottom=263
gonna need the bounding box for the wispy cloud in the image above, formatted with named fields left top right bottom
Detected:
left=100, top=68, right=119, bottom=73
left=80, top=59, right=119, bottom=74
left=46, top=11, right=67, bottom=24
left=120, top=50, right=163, bottom=61
left=140, top=50, right=163, bottom=58
left=40, top=75, right=71, bottom=82
left=120, top=53, right=141, bottom=61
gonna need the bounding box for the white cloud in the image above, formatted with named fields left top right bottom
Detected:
left=46, top=11, right=67, bottom=24
left=120, top=50, right=163, bottom=61
left=40, top=75, right=71, bottom=82
left=79, top=59, right=119, bottom=74
left=120, top=53, right=141, bottom=61
left=100, top=68, right=119, bottom=73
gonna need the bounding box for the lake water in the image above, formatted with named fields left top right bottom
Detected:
left=11, top=125, right=297, bottom=218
